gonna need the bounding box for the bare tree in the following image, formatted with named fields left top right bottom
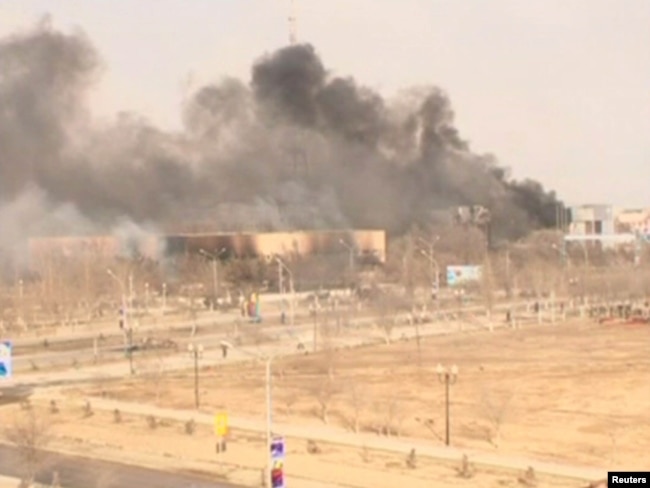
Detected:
left=311, top=378, right=338, bottom=424
left=344, top=379, right=367, bottom=433
left=381, top=394, right=406, bottom=437
left=478, top=387, right=513, bottom=448
left=283, top=389, right=299, bottom=416
left=140, top=340, right=169, bottom=403
left=4, top=408, right=53, bottom=485
left=319, top=317, right=339, bottom=380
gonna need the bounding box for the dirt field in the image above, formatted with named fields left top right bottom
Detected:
left=1, top=403, right=581, bottom=488
left=83, top=319, right=650, bottom=471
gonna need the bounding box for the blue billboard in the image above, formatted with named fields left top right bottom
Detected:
left=446, top=265, right=482, bottom=286
left=0, top=341, right=12, bottom=379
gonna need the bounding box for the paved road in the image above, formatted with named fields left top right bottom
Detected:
left=10, top=296, right=541, bottom=349
left=0, top=444, right=240, bottom=488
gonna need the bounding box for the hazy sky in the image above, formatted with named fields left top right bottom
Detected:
left=2, top=0, right=649, bottom=208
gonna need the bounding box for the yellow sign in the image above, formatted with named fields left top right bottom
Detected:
left=214, top=412, right=228, bottom=436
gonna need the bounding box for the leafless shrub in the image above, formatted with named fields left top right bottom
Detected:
left=360, top=445, right=371, bottom=463
left=479, top=387, right=512, bottom=448
left=379, top=394, right=405, bottom=437
left=4, top=408, right=53, bottom=485
left=306, top=439, right=321, bottom=455
left=406, top=448, right=417, bottom=469
left=83, top=400, right=94, bottom=418
left=517, top=466, right=537, bottom=487
left=414, top=416, right=444, bottom=443
left=456, top=454, right=475, bottom=478
left=283, top=390, right=299, bottom=416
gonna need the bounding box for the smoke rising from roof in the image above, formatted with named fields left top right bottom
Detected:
left=0, top=21, right=561, bottom=270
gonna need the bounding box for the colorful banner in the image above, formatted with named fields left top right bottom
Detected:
left=270, top=436, right=285, bottom=488
left=0, top=341, right=12, bottom=379
left=214, top=412, right=228, bottom=437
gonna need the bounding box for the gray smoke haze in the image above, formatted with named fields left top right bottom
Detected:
left=0, top=22, right=561, bottom=271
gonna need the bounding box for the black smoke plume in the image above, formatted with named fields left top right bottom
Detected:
left=0, top=22, right=561, bottom=271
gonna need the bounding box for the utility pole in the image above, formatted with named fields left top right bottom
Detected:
left=200, top=248, right=227, bottom=310
left=107, top=269, right=134, bottom=375
left=188, top=343, right=204, bottom=409
left=276, top=256, right=295, bottom=332
left=417, top=236, right=440, bottom=298
left=436, top=364, right=459, bottom=446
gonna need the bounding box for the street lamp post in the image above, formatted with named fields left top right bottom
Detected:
left=221, top=341, right=274, bottom=487
left=188, top=343, right=204, bottom=409
left=338, top=239, right=355, bottom=274
left=200, top=248, right=227, bottom=310
left=436, top=363, right=459, bottom=446
left=418, top=237, right=440, bottom=296
left=275, top=257, right=295, bottom=331
left=107, top=269, right=135, bottom=375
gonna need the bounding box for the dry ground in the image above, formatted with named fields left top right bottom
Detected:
left=88, top=319, right=650, bottom=470
left=1, top=403, right=582, bottom=488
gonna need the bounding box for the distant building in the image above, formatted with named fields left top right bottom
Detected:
left=615, top=208, right=650, bottom=236
left=567, top=204, right=615, bottom=236
left=27, top=229, right=387, bottom=267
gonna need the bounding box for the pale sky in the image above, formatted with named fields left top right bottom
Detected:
left=1, top=0, right=649, bottom=208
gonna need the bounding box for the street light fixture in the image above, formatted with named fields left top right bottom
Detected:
left=275, top=256, right=295, bottom=331
left=220, top=341, right=274, bottom=486
left=107, top=269, right=135, bottom=375
left=199, top=248, right=227, bottom=310
left=436, top=363, right=458, bottom=446
left=418, top=236, right=440, bottom=293
left=338, top=239, right=355, bottom=274
left=188, top=343, right=204, bottom=409
left=418, top=247, right=441, bottom=301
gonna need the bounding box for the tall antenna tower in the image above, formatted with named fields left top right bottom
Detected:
left=288, top=0, right=297, bottom=45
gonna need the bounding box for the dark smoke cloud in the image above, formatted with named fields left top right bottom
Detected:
left=0, top=22, right=562, bottom=271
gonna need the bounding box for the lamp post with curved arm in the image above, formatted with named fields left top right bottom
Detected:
left=275, top=256, right=295, bottom=331
left=436, top=363, right=459, bottom=446
left=221, top=341, right=275, bottom=487
left=107, top=269, right=134, bottom=375
left=200, top=248, right=227, bottom=310
left=188, top=343, right=204, bottom=409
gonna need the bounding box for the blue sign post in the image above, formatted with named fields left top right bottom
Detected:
left=270, top=436, right=285, bottom=488
left=0, top=341, right=12, bottom=379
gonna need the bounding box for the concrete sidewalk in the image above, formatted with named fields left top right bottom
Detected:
left=0, top=475, right=19, bottom=488
left=49, top=395, right=606, bottom=483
